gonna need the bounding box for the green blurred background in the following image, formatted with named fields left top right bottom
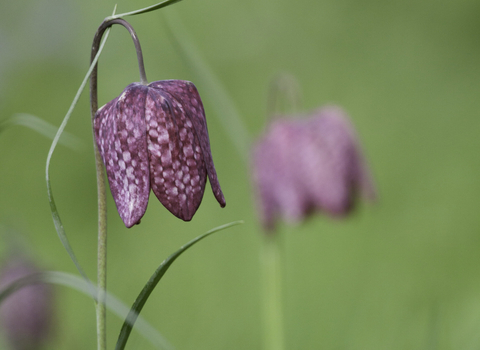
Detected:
left=1, top=0, right=480, bottom=349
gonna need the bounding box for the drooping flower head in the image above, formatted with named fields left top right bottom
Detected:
left=252, top=106, right=375, bottom=231
left=0, top=256, right=54, bottom=350
left=94, top=80, right=225, bottom=228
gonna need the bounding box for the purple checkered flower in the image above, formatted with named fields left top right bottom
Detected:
left=94, top=80, right=226, bottom=228
left=252, top=106, right=376, bottom=230
left=0, top=257, right=54, bottom=350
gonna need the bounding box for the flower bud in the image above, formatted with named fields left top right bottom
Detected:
left=252, top=106, right=375, bottom=230
left=94, top=80, right=226, bottom=227
left=0, top=257, right=54, bottom=350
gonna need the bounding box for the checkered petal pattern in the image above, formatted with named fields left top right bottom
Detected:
left=94, top=80, right=225, bottom=228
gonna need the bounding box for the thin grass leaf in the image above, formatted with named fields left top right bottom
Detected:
left=0, top=271, right=173, bottom=350
left=107, top=0, right=183, bottom=19
left=163, top=11, right=251, bottom=163
left=0, top=113, right=84, bottom=150
left=115, top=220, right=244, bottom=350
left=45, top=25, right=112, bottom=284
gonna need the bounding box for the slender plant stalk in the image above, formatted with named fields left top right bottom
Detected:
left=90, top=17, right=148, bottom=350
left=93, top=140, right=108, bottom=350
left=266, top=73, right=302, bottom=121
left=261, top=75, right=301, bottom=350
left=262, top=234, right=285, bottom=350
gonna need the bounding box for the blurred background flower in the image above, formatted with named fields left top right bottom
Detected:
left=0, top=252, right=54, bottom=350
left=252, top=106, right=375, bottom=230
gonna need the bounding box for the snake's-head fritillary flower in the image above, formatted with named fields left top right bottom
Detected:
left=94, top=80, right=226, bottom=228
left=0, top=257, right=54, bottom=350
left=252, top=106, right=375, bottom=231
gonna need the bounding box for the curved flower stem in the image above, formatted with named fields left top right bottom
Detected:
left=91, top=18, right=148, bottom=91
left=90, top=18, right=148, bottom=350
left=266, top=73, right=302, bottom=121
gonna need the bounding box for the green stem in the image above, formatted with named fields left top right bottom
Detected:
left=91, top=19, right=148, bottom=91
left=94, top=144, right=108, bottom=350
left=261, top=234, right=285, bottom=350
left=90, top=17, right=149, bottom=350
left=90, top=43, right=109, bottom=350
left=266, top=73, right=302, bottom=120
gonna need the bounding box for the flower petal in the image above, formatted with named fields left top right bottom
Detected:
left=253, top=121, right=309, bottom=230
left=309, top=107, right=376, bottom=214
left=94, top=83, right=150, bottom=228
left=145, top=87, right=207, bottom=221
left=149, top=80, right=226, bottom=208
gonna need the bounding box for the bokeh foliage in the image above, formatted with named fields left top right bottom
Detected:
left=1, top=0, right=480, bottom=349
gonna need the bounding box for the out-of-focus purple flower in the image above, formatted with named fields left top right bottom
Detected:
left=252, top=106, right=376, bottom=230
left=94, top=80, right=226, bottom=227
left=0, top=258, right=54, bottom=350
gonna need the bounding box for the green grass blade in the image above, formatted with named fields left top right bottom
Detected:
left=0, top=113, right=84, bottom=150
left=0, top=271, right=173, bottom=350
left=108, top=0, right=183, bottom=19
left=45, top=26, right=112, bottom=284
left=115, top=220, right=244, bottom=350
